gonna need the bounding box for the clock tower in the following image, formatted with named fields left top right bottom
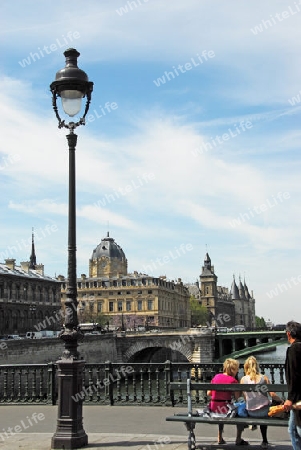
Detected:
left=199, top=253, right=218, bottom=325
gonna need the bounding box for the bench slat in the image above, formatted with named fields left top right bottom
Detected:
left=166, top=415, right=288, bottom=426
left=169, top=382, right=287, bottom=392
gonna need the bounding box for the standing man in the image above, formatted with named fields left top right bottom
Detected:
left=284, top=320, right=301, bottom=450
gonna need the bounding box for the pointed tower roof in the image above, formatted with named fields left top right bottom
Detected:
left=204, top=252, right=211, bottom=269
left=230, top=275, right=240, bottom=300
left=200, top=252, right=215, bottom=277
left=244, top=279, right=251, bottom=299
left=29, top=228, right=37, bottom=270
left=238, top=276, right=246, bottom=299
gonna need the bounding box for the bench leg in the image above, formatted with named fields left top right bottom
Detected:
left=185, top=422, right=196, bottom=450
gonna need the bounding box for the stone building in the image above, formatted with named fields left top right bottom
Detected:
left=0, top=234, right=61, bottom=335
left=59, top=232, right=191, bottom=329
left=230, top=275, right=256, bottom=329
left=188, top=253, right=256, bottom=329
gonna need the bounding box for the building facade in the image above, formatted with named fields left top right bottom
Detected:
left=59, top=233, right=191, bottom=329
left=0, top=235, right=61, bottom=335
left=188, top=253, right=256, bottom=329
left=230, top=275, right=256, bottom=329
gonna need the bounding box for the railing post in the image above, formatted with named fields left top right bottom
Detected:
left=164, top=360, right=174, bottom=406
left=104, top=361, right=114, bottom=405
left=47, top=363, right=57, bottom=405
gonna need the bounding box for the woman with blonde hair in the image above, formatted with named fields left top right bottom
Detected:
left=207, top=358, right=246, bottom=445
left=241, top=356, right=284, bottom=449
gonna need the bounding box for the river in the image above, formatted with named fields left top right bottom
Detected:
left=254, top=342, right=288, bottom=364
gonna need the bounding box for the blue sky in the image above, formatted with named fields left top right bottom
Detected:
left=1, top=0, right=301, bottom=324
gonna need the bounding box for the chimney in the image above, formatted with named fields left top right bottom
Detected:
left=20, top=261, right=30, bottom=273
left=35, top=264, right=44, bottom=276
left=5, top=259, right=16, bottom=270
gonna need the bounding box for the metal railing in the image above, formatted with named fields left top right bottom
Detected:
left=0, top=362, right=285, bottom=406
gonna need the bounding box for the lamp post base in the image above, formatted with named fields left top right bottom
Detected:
left=51, top=359, right=88, bottom=449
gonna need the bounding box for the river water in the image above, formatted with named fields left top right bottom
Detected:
left=253, top=343, right=288, bottom=364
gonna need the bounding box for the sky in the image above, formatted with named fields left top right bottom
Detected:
left=1, top=0, right=301, bottom=325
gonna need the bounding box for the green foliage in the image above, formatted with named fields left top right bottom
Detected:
left=255, top=316, right=267, bottom=329
left=95, top=312, right=112, bottom=328
left=190, top=295, right=209, bottom=327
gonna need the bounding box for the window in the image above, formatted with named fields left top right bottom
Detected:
left=97, top=302, right=103, bottom=312
left=148, top=290, right=152, bottom=294
left=147, top=300, right=153, bottom=310
left=126, top=301, right=131, bottom=311
left=109, top=291, right=113, bottom=295
left=118, top=301, right=123, bottom=311
left=117, top=291, right=122, bottom=295
left=126, top=291, right=131, bottom=295
left=109, top=302, right=114, bottom=312
left=138, top=290, right=142, bottom=294
left=137, top=300, right=142, bottom=311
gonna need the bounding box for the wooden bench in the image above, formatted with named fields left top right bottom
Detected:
left=166, top=380, right=288, bottom=450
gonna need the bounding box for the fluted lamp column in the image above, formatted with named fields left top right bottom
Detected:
left=50, top=48, right=93, bottom=450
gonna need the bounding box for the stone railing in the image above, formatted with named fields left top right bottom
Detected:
left=0, top=362, right=286, bottom=405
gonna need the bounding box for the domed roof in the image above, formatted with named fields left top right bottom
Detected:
left=91, top=232, right=126, bottom=260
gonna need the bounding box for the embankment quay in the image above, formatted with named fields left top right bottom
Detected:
left=0, top=329, right=286, bottom=365
left=0, top=404, right=292, bottom=449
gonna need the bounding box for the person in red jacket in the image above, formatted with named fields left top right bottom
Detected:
left=207, top=358, right=247, bottom=445
left=284, top=320, right=301, bottom=450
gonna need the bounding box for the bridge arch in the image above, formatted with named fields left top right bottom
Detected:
left=122, top=339, right=192, bottom=363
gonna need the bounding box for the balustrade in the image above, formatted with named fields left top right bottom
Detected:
left=0, top=362, right=286, bottom=405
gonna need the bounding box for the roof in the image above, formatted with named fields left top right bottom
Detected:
left=91, top=232, right=126, bottom=261
left=230, top=276, right=240, bottom=300
left=0, top=263, right=58, bottom=282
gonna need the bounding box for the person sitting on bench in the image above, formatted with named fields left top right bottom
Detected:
left=207, top=358, right=247, bottom=445
left=241, top=356, right=284, bottom=449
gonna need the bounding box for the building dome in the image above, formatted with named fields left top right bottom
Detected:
left=91, top=232, right=126, bottom=261
left=89, top=232, right=128, bottom=278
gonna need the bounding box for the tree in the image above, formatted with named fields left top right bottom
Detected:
left=190, top=295, right=209, bottom=327
left=94, top=312, right=112, bottom=329
left=255, top=316, right=267, bottom=329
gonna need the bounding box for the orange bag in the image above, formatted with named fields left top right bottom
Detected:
left=268, top=405, right=284, bottom=417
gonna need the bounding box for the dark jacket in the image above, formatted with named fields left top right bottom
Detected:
left=285, top=340, right=301, bottom=427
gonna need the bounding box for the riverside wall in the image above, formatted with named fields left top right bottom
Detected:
left=0, top=334, right=118, bottom=364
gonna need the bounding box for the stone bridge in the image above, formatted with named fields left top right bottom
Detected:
left=116, top=329, right=214, bottom=363
left=0, top=329, right=286, bottom=365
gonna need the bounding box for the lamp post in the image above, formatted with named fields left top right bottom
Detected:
left=121, top=313, right=125, bottom=332
left=50, top=48, right=93, bottom=449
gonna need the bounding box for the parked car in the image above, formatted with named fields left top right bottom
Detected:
left=7, top=335, right=22, bottom=340
left=233, top=325, right=246, bottom=332
left=25, top=331, right=43, bottom=339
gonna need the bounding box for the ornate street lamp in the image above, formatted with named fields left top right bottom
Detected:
left=50, top=48, right=93, bottom=450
